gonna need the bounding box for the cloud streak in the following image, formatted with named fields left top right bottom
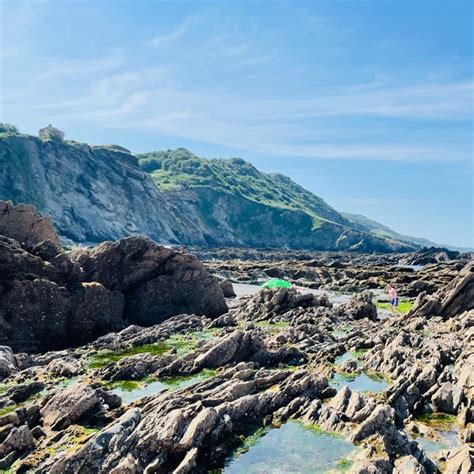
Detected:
left=150, top=17, right=193, bottom=46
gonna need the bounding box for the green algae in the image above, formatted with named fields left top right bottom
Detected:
left=415, top=412, right=457, bottom=431
left=88, top=342, right=171, bottom=368
left=254, top=321, right=289, bottom=333
left=110, top=369, right=218, bottom=404
left=0, top=405, right=16, bottom=417
left=161, top=369, right=217, bottom=389
left=88, top=329, right=219, bottom=369
left=108, top=380, right=142, bottom=391
left=376, top=300, right=413, bottom=314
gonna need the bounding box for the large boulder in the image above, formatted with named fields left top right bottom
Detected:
left=0, top=200, right=60, bottom=249
left=337, top=291, right=378, bottom=321
left=71, top=236, right=227, bottom=325
left=41, top=382, right=118, bottom=431
left=0, top=235, right=123, bottom=352
left=431, top=382, right=463, bottom=414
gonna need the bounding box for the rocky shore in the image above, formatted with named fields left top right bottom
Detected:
left=0, top=202, right=472, bottom=473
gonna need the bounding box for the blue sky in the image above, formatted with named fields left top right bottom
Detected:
left=1, top=0, right=472, bottom=247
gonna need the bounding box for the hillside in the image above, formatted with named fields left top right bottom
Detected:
left=138, top=148, right=416, bottom=252
left=341, top=212, right=438, bottom=248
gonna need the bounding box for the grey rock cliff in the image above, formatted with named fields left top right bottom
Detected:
left=0, top=135, right=205, bottom=244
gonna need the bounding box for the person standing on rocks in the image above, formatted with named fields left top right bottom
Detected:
left=386, top=283, right=402, bottom=315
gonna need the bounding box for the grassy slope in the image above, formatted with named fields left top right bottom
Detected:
left=138, top=148, right=346, bottom=227
left=138, top=148, right=416, bottom=250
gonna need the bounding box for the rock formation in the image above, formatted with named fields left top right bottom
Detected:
left=0, top=202, right=227, bottom=352
left=0, top=200, right=60, bottom=248
left=407, top=262, right=474, bottom=319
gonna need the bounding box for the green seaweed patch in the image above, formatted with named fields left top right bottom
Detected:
left=88, top=330, right=218, bottom=369
left=376, top=300, right=413, bottom=314
left=108, top=380, right=142, bottom=391
left=0, top=405, right=16, bottom=417
left=233, top=425, right=271, bottom=456
left=338, top=457, right=352, bottom=470
left=350, top=349, right=368, bottom=359
left=334, top=371, right=358, bottom=381
left=161, top=368, right=216, bottom=389
left=296, top=421, right=343, bottom=438
left=88, top=342, right=171, bottom=369
left=255, top=321, right=289, bottom=333
left=415, top=412, right=457, bottom=430
left=364, top=370, right=392, bottom=384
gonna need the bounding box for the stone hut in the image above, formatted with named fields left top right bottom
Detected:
left=39, top=124, right=65, bottom=141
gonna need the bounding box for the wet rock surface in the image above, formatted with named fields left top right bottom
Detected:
left=0, top=239, right=471, bottom=472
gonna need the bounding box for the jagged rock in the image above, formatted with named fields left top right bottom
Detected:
left=399, top=247, right=460, bottom=266
left=393, top=455, right=425, bottom=473
left=38, top=369, right=331, bottom=473
left=408, top=262, right=473, bottom=319
left=337, top=291, right=378, bottom=321
left=431, top=382, right=463, bottom=414
left=0, top=200, right=60, bottom=249
left=3, top=381, right=44, bottom=404
left=0, top=425, right=35, bottom=457
left=41, top=383, right=106, bottom=430
left=444, top=445, right=474, bottom=473
left=219, top=280, right=236, bottom=298
left=349, top=458, right=391, bottom=473
left=0, top=347, right=17, bottom=380
left=232, top=287, right=331, bottom=323
left=455, top=351, right=474, bottom=399
left=351, top=405, right=395, bottom=442
left=47, top=357, right=83, bottom=377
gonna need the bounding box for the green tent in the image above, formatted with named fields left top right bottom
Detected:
left=261, top=278, right=292, bottom=289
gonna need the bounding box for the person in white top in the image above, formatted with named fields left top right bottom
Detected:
left=385, top=283, right=402, bottom=315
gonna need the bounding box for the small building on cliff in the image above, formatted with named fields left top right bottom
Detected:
left=39, top=124, right=65, bottom=141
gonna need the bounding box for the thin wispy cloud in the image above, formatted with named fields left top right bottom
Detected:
left=150, top=17, right=193, bottom=46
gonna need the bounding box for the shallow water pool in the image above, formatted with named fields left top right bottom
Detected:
left=111, top=370, right=215, bottom=404
left=330, top=372, right=388, bottom=393
left=224, top=421, right=358, bottom=473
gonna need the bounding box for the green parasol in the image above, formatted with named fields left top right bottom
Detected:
left=260, top=278, right=292, bottom=289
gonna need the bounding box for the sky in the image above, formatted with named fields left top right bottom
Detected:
left=0, top=0, right=473, bottom=248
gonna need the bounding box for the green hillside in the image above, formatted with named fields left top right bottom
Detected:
left=139, top=148, right=346, bottom=227
left=138, top=148, right=417, bottom=252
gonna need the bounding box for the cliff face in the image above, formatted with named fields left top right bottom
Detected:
left=0, top=135, right=206, bottom=244
left=0, top=135, right=415, bottom=252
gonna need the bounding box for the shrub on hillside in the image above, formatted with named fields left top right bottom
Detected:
left=0, top=123, right=19, bottom=134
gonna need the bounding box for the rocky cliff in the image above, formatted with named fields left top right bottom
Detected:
left=0, top=133, right=416, bottom=252
left=0, top=134, right=205, bottom=245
